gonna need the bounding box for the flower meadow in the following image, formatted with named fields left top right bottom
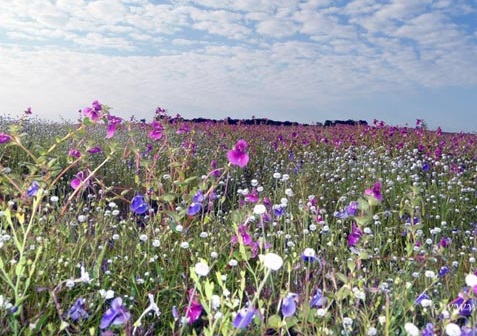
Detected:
left=0, top=103, right=477, bottom=336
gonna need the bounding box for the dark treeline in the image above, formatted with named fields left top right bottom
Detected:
left=155, top=115, right=368, bottom=127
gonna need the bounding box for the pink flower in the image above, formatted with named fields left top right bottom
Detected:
left=71, top=171, right=90, bottom=190
left=227, top=139, right=249, bottom=168
left=83, top=100, right=103, bottom=122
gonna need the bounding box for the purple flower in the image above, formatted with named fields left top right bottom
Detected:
left=83, top=101, right=103, bottom=122
left=100, top=297, right=131, bottom=329
left=26, top=181, right=40, bottom=197
left=64, top=298, right=89, bottom=322
left=0, top=133, right=11, bottom=144
left=106, top=115, right=122, bottom=139
left=130, top=193, right=148, bottom=215
left=87, top=146, right=101, bottom=154
left=71, top=171, right=90, bottom=190
left=365, top=182, right=383, bottom=202
left=438, top=266, right=450, bottom=277
left=281, top=293, right=297, bottom=318
left=415, top=292, right=430, bottom=306
left=310, top=289, right=327, bottom=308
left=227, top=139, right=249, bottom=168
left=187, top=190, right=204, bottom=216
left=68, top=149, right=81, bottom=158
left=347, top=223, right=363, bottom=247
left=233, top=304, right=256, bottom=329
left=335, top=201, right=359, bottom=219
left=422, top=323, right=434, bottom=336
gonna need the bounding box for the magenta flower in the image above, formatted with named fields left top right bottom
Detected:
left=231, top=224, right=253, bottom=246
left=0, top=133, right=11, bottom=144
left=347, top=222, right=363, bottom=247
left=24, top=107, right=32, bottom=115
left=227, top=139, right=249, bottom=168
left=365, top=182, right=382, bottom=202
left=100, top=297, right=131, bottom=329
left=106, top=115, right=122, bottom=139
left=244, top=189, right=259, bottom=203
left=148, top=121, right=164, bottom=141
left=185, top=289, right=203, bottom=323
left=68, top=149, right=81, bottom=158
left=83, top=105, right=102, bottom=122
left=71, top=171, right=90, bottom=190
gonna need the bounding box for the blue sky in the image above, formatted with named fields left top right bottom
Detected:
left=0, top=0, right=476, bottom=132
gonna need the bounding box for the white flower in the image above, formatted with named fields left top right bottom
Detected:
left=263, top=253, right=283, bottom=271
left=194, top=262, right=210, bottom=277
left=445, top=323, right=462, bottom=336
left=146, top=293, right=161, bottom=317
left=273, top=172, right=281, bottom=179
left=465, top=274, right=477, bottom=287
left=99, top=289, right=115, bottom=299
left=424, top=270, right=435, bottom=278
left=180, top=242, right=189, bottom=249
left=404, top=322, right=420, bottom=336
left=211, top=295, right=221, bottom=310
left=316, top=308, right=326, bottom=317
left=367, top=327, right=377, bottom=336
left=229, top=259, right=238, bottom=267
left=152, top=239, right=160, bottom=247
left=139, top=234, right=148, bottom=242
left=65, top=280, right=75, bottom=288
left=50, top=196, right=59, bottom=203
left=210, top=251, right=218, bottom=259
left=80, top=266, right=92, bottom=284
left=253, top=204, right=267, bottom=215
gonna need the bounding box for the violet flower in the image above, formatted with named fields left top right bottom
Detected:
left=100, top=297, right=131, bottom=329
left=26, top=181, right=40, bottom=197
left=281, top=293, right=297, bottom=318
left=227, top=139, right=249, bottom=168
left=130, top=193, right=149, bottom=215
left=310, top=289, right=327, bottom=308
left=187, top=190, right=204, bottom=216
left=64, top=298, right=89, bottom=322
left=233, top=304, right=256, bottom=329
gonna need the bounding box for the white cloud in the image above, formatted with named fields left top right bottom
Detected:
left=0, top=0, right=476, bottom=131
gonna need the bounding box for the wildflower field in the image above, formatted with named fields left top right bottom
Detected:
left=0, top=102, right=477, bottom=336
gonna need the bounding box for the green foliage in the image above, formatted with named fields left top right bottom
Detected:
left=0, top=112, right=476, bottom=335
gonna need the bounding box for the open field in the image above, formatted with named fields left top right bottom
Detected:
left=1, top=102, right=477, bottom=335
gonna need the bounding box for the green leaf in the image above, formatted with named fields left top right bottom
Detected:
left=161, top=193, right=176, bottom=202
left=267, top=314, right=282, bottom=330
left=357, top=198, right=369, bottom=211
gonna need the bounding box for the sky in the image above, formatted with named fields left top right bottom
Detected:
left=0, top=0, right=476, bottom=133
